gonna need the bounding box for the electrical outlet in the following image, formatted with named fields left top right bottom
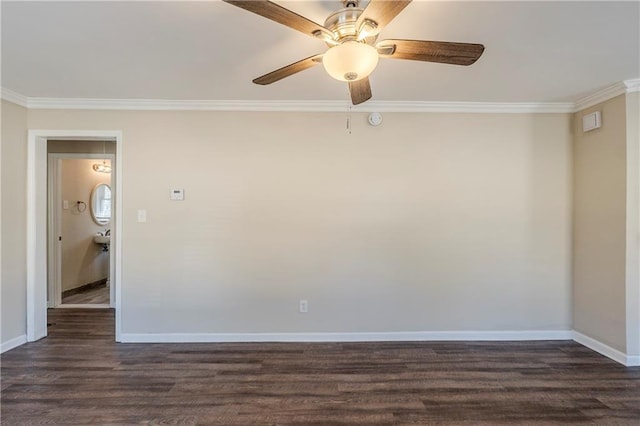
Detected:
left=299, top=299, right=308, bottom=313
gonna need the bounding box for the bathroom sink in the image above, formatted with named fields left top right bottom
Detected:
left=93, top=234, right=110, bottom=245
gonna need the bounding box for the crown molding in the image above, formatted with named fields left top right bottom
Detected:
left=14, top=83, right=640, bottom=114
left=0, top=93, right=575, bottom=114
left=358, top=101, right=575, bottom=113
left=572, top=78, right=640, bottom=112
left=624, top=78, right=640, bottom=93
left=1, top=87, right=29, bottom=107
left=573, top=81, right=628, bottom=112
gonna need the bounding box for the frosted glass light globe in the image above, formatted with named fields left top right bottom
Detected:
left=322, top=41, right=379, bottom=82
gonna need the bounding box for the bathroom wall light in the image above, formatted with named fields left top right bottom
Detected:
left=93, top=141, right=112, bottom=173
left=92, top=161, right=111, bottom=174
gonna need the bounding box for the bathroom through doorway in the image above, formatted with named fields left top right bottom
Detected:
left=47, top=141, right=116, bottom=308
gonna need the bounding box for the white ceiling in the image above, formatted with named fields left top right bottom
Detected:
left=2, top=1, right=639, bottom=103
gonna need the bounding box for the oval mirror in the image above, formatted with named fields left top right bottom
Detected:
left=90, top=183, right=112, bottom=225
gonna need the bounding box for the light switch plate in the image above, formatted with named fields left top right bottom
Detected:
left=137, top=209, right=147, bottom=223
left=170, top=188, right=185, bottom=201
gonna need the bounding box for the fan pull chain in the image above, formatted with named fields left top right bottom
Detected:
left=346, top=104, right=352, bottom=135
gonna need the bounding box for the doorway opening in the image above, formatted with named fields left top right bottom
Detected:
left=47, top=146, right=115, bottom=308
left=27, top=130, right=123, bottom=342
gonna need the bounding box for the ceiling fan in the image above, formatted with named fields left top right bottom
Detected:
left=223, top=0, right=485, bottom=105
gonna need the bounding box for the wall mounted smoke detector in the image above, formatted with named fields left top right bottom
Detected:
left=368, top=112, right=383, bottom=126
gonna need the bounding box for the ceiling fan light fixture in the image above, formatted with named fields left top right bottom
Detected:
left=322, top=41, right=379, bottom=82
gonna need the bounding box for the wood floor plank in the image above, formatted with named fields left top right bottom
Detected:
left=1, top=308, right=640, bottom=424
left=62, top=283, right=109, bottom=304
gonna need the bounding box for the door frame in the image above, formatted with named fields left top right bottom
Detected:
left=47, top=153, right=116, bottom=309
left=27, top=130, right=123, bottom=342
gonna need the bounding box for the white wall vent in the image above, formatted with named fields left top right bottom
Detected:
left=582, top=111, right=602, bottom=132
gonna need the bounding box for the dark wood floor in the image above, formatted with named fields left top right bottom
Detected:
left=62, top=283, right=109, bottom=304
left=2, top=309, right=640, bottom=425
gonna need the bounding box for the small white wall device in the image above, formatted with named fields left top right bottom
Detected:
left=582, top=111, right=601, bottom=132
left=170, top=188, right=185, bottom=201
left=368, top=112, right=383, bottom=126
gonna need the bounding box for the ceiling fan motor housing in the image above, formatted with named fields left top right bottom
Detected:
left=324, top=7, right=363, bottom=42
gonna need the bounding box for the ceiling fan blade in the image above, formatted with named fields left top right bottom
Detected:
left=356, top=0, right=412, bottom=32
left=223, top=1, right=332, bottom=39
left=253, top=54, right=323, bottom=85
left=349, top=78, right=372, bottom=105
left=377, top=39, right=485, bottom=65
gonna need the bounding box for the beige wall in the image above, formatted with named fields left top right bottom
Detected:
left=573, top=95, right=628, bottom=351
left=25, top=109, right=573, bottom=335
left=59, top=158, right=111, bottom=292
left=1, top=100, right=28, bottom=344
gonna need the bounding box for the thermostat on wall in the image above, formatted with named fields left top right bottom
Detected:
left=170, top=188, right=185, bottom=201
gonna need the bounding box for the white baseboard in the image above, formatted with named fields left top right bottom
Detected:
left=119, top=329, right=573, bottom=344
left=1, top=334, right=27, bottom=353
left=6, top=328, right=638, bottom=366
left=572, top=331, right=639, bottom=366
left=626, top=355, right=640, bottom=366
